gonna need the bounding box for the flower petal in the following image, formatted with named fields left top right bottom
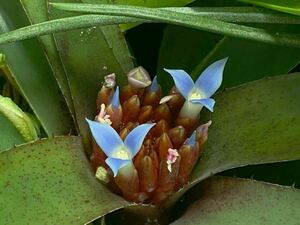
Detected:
left=124, top=123, right=156, bottom=158
left=111, top=86, right=120, bottom=108
left=105, top=157, right=131, bottom=177
left=86, top=119, right=123, bottom=157
left=164, top=69, right=194, bottom=99
left=150, top=76, right=159, bottom=92
left=190, top=98, right=215, bottom=112
left=195, top=57, right=228, bottom=98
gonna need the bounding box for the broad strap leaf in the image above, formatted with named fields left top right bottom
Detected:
left=171, top=176, right=300, bottom=225
left=0, top=136, right=132, bottom=224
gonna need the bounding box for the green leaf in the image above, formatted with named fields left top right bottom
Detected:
left=2, top=6, right=300, bottom=47
left=50, top=3, right=300, bottom=47
left=20, top=0, right=76, bottom=121
left=81, top=0, right=134, bottom=74
left=164, top=74, right=300, bottom=207
left=111, top=0, right=197, bottom=30
left=0, top=0, right=74, bottom=136
left=164, top=7, right=300, bottom=24
left=110, top=0, right=195, bottom=7
left=171, top=176, right=300, bottom=225
left=239, top=0, right=300, bottom=16
left=0, top=136, right=132, bottom=224
left=0, top=15, right=144, bottom=45
left=0, top=95, right=37, bottom=142
left=48, top=0, right=134, bottom=151
left=0, top=113, right=25, bottom=151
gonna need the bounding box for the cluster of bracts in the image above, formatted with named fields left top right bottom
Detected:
left=89, top=67, right=211, bottom=205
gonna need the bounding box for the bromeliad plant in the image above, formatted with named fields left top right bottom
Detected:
left=86, top=59, right=226, bottom=204
left=1, top=0, right=300, bottom=225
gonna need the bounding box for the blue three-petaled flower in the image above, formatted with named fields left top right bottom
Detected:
left=164, top=57, right=228, bottom=112
left=86, top=119, right=155, bottom=176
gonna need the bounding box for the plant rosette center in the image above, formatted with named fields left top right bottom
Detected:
left=87, top=59, right=227, bottom=204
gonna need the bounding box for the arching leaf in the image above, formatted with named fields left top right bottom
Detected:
left=0, top=136, right=132, bottom=224
left=171, top=176, right=300, bottom=225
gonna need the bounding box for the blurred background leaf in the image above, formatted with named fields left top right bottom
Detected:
left=0, top=113, right=25, bottom=151
left=239, top=0, right=300, bottom=16
left=0, top=95, right=37, bottom=143
left=21, top=0, right=76, bottom=121
left=0, top=0, right=74, bottom=136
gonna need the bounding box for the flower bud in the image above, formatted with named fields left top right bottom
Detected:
left=158, top=133, right=173, bottom=160
left=105, top=104, right=123, bottom=129
left=176, top=117, right=197, bottom=135
left=138, top=105, right=153, bottom=123
left=142, top=91, right=161, bottom=107
left=127, top=66, right=152, bottom=89
left=154, top=103, right=172, bottom=124
left=96, top=73, right=116, bottom=111
left=177, top=144, right=199, bottom=186
left=167, top=126, right=186, bottom=149
left=152, top=155, right=181, bottom=204
left=122, top=95, right=140, bottom=123
left=151, top=119, right=170, bottom=137
left=115, top=163, right=140, bottom=198
left=138, top=156, right=158, bottom=193
left=120, top=84, right=139, bottom=103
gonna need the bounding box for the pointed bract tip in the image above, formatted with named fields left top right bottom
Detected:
left=111, top=86, right=120, bottom=108
left=150, top=76, right=159, bottom=92
left=185, top=130, right=197, bottom=147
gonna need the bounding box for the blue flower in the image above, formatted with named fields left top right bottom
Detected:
left=86, top=119, right=155, bottom=176
left=164, top=58, right=228, bottom=112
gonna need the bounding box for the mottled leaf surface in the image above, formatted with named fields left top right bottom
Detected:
left=171, top=176, right=300, bottom=225
left=0, top=136, right=131, bottom=224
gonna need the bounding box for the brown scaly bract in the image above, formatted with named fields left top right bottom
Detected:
left=90, top=67, right=211, bottom=205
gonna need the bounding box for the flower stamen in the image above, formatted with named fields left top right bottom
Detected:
left=95, top=103, right=112, bottom=125
left=166, top=148, right=179, bottom=172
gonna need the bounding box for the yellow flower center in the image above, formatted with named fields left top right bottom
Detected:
left=111, top=146, right=131, bottom=160
left=188, top=89, right=203, bottom=100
